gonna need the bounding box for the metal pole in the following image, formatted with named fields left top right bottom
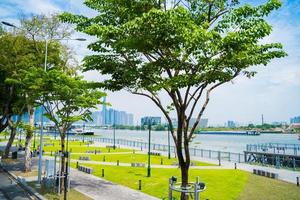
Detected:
left=67, top=130, right=69, bottom=152
left=147, top=118, right=151, bottom=177
left=113, top=110, right=116, bottom=149
left=168, top=125, right=171, bottom=159
left=38, top=39, right=48, bottom=184
left=33, top=129, right=36, bottom=150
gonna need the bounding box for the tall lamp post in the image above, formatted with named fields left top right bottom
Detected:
left=168, top=124, right=171, bottom=159
left=147, top=117, right=152, bottom=177
left=2, top=20, right=86, bottom=185
left=113, top=110, right=116, bottom=149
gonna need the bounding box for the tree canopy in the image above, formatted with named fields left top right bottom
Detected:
left=60, top=0, right=286, bottom=139
left=61, top=0, right=286, bottom=195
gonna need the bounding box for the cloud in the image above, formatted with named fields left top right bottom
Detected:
left=0, top=0, right=61, bottom=17
left=1, top=0, right=299, bottom=125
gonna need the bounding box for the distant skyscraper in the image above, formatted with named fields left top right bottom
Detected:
left=97, top=103, right=134, bottom=126
left=227, top=120, right=236, bottom=128
left=102, top=97, right=107, bottom=125
left=188, top=118, right=208, bottom=128
left=141, top=116, right=161, bottom=125
left=290, top=116, right=300, bottom=124
left=128, top=114, right=134, bottom=126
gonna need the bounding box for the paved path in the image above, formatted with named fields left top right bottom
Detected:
left=190, top=156, right=300, bottom=184
left=0, top=168, right=32, bottom=200
left=70, top=169, right=159, bottom=200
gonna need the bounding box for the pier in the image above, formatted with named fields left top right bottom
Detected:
left=245, top=143, right=300, bottom=169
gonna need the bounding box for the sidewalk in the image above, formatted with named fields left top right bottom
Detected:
left=190, top=156, right=300, bottom=184
left=0, top=167, right=32, bottom=200
left=70, top=168, right=159, bottom=200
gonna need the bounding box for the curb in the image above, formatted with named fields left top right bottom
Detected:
left=0, top=164, right=46, bottom=200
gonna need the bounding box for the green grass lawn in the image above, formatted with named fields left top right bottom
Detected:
left=71, top=152, right=215, bottom=166
left=43, top=144, right=134, bottom=153
left=15, top=138, right=133, bottom=153
left=28, top=181, right=92, bottom=200
left=70, top=163, right=300, bottom=200
left=237, top=173, right=300, bottom=200
left=71, top=163, right=247, bottom=200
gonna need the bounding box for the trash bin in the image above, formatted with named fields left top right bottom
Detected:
left=12, top=151, right=18, bottom=159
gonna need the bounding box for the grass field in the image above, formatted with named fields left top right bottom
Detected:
left=71, top=152, right=215, bottom=166
left=28, top=182, right=92, bottom=200
left=70, top=163, right=300, bottom=200
left=71, top=163, right=246, bottom=200
left=237, top=174, right=300, bottom=200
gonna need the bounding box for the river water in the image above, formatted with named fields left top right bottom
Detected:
left=93, top=129, right=300, bottom=153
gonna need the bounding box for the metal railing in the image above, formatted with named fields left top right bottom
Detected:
left=67, top=135, right=245, bottom=163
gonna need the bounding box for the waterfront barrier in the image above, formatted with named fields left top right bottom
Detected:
left=246, top=143, right=300, bottom=156
left=65, top=135, right=245, bottom=164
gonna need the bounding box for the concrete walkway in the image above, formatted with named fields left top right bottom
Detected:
left=190, top=156, right=300, bottom=185
left=0, top=167, right=32, bottom=200
left=70, top=168, right=159, bottom=200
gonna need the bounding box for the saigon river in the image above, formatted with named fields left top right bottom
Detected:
left=93, top=129, right=300, bottom=153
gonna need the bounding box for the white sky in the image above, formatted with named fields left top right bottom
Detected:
left=1, top=0, right=299, bottom=126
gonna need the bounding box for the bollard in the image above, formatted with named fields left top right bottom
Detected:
left=297, top=177, right=299, bottom=186
left=117, top=160, right=119, bottom=166
left=103, top=156, right=106, bottom=162
left=161, top=158, right=163, bottom=165
left=218, top=151, right=221, bottom=166
left=138, top=180, right=142, bottom=190
left=76, top=161, right=79, bottom=169
left=234, top=163, right=237, bottom=170
left=102, top=169, right=104, bottom=177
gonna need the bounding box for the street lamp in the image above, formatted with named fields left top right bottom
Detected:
left=147, top=117, right=152, bottom=177
left=168, top=124, right=171, bottom=159
left=113, top=110, right=116, bottom=149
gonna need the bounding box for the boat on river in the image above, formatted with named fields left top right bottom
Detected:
left=195, top=130, right=260, bottom=136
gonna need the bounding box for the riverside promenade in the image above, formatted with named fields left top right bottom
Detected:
left=89, top=139, right=300, bottom=185
left=70, top=168, right=159, bottom=200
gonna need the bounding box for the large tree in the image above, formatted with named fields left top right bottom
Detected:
left=60, top=0, right=286, bottom=198
left=17, top=14, right=72, bottom=172
left=1, top=33, right=63, bottom=171
left=0, top=34, right=37, bottom=159
left=40, top=69, right=105, bottom=197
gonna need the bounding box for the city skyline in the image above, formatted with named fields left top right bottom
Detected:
left=1, top=0, right=299, bottom=125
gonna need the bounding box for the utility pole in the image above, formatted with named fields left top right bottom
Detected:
left=113, top=110, right=116, bottom=149
left=147, top=117, right=152, bottom=177
left=168, top=124, right=171, bottom=159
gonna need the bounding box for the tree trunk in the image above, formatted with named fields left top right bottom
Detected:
left=24, top=134, right=32, bottom=172
left=60, top=134, right=66, bottom=194
left=3, top=127, right=17, bottom=159
left=0, top=118, right=8, bottom=133
left=24, top=105, right=35, bottom=172
left=180, top=164, right=189, bottom=200
left=176, top=115, right=191, bottom=200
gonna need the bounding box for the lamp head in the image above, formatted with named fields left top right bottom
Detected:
left=1, top=21, right=16, bottom=28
